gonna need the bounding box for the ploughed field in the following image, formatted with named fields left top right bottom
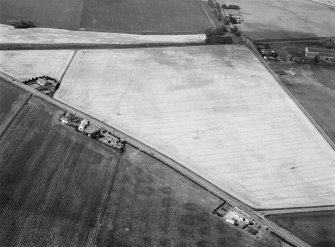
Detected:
left=54, top=45, right=335, bottom=209
left=0, top=0, right=214, bottom=33
left=0, top=79, right=286, bottom=247
left=0, top=78, right=30, bottom=135
left=267, top=211, right=335, bottom=247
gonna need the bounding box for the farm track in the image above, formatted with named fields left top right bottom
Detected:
left=0, top=69, right=311, bottom=247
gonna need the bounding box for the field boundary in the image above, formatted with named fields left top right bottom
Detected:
left=0, top=70, right=311, bottom=247
left=244, top=34, right=335, bottom=158
left=0, top=42, right=207, bottom=51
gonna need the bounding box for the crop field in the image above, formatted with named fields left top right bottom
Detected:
left=0, top=0, right=84, bottom=30
left=0, top=24, right=205, bottom=45
left=54, top=45, right=335, bottom=209
left=230, top=0, right=335, bottom=40
left=96, top=145, right=285, bottom=247
left=0, top=50, right=75, bottom=81
left=0, top=78, right=30, bottom=135
left=0, top=79, right=286, bottom=246
left=0, top=95, right=120, bottom=246
left=80, top=0, right=215, bottom=33
left=0, top=0, right=215, bottom=33
left=267, top=211, right=335, bottom=247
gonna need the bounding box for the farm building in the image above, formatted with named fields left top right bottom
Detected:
left=304, top=47, right=335, bottom=61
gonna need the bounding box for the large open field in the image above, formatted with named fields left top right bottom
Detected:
left=0, top=79, right=287, bottom=246
left=267, top=211, right=335, bottom=247
left=229, top=0, right=335, bottom=40
left=0, top=0, right=215, bottom=34
left=0, top=50, right=74, bottom=81
left=0, top=77, right=30, bottom=135
left=80, top=0, right=215, bottom=33
left=0, top=0, right=84, bottom=30
left=54, top=45, right=335, bottom=209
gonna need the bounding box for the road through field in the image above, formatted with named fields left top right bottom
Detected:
left=54, top=45, right=335, bottom=210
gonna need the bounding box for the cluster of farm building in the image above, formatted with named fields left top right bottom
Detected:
left=257, top=39, right=335, bottom=65
left=213, top=202, right=267, bottom=240
left=60, top=112, right=124, bottom=151
left=23, top=76, right=59, bottom=96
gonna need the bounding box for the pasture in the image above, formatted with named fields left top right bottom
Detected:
left=0, top=50, right=75, bottom=81
left=0, top=0, right=84, bottom=30
left=231, top=0, right=335, bottom=40
left=267, top=211, right=335, bottom=247
left=80, top=0, right=215, bottom=33
left=55, top=45, right=335, bottom=209
left=0, top=78, right=30, bottom=135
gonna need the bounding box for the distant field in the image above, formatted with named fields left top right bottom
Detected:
left=0, top=50, right=75, bottom=81
left=55, top=46, right=335, bottom=209
left=80, top=0, right=215, bottom=33
left=0, top=79, right=286, bottom=246
left=231, top=0, right=335, bottom=40
left=267, top=211, right=335, bottom=247
left=0, top=0, right=215, bottom=33
left=0, top=0, right=84, bottom=30
left=0, top=78, right=30, bottom=135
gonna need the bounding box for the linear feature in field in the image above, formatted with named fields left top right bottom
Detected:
left=80, top=0, right=215, bottom=33
left=55, top=45, right=335, bottom=209
left=0, top=50, right=75, bottom=81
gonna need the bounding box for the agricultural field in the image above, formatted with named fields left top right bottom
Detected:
left=0, top=50, right=75, bottom=81
left=0, top=78, right=30, bottom=135
left=55, top=45, right=335, bottom=209
left=0, top=0, right=84, bottom=30
left=0, top=0, right=215, bottom=33
left=270, top=63, right=335, bottom=144
left=96, top=145, right=286, bottom=247
left=80, top=0, right=215, bottom=33
left=267, top=211, right=335, bottom=247
left=229, top=0, right=335, bottom=40
left=0, top=24, right=205, bottom=45
left=0, top=79, right=287, bottom=246
left=0, top=95, right=121, bottom=246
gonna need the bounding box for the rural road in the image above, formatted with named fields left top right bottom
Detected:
left=258, top=205, right=335, bottom=216
left=0, top=70, right=312, bottom=247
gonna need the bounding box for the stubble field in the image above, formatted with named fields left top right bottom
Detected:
left=0, top=50, right=75, bottom=81
left=55, top=45, right=335, bottom=209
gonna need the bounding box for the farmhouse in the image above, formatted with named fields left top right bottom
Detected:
left=305, top=47, right=335, bottom=61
